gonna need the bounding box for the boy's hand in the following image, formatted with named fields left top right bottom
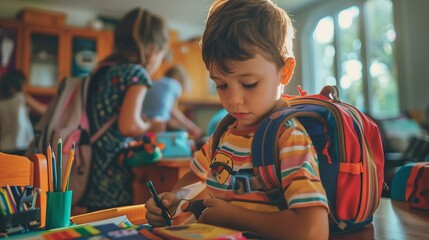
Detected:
left=145, top=192, right=178, bottom=227
left=198, top=198, right=235, bottom=227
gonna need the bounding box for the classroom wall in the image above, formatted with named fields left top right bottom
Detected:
left=0, top=0, right=199, bottom=40
left=392, top=0, right=429, bottom=112
left=2, top=0, right=428, bottom=114
left=292, top=0, right=429, bottom=113
left=0, top=1, right=100, bottom=27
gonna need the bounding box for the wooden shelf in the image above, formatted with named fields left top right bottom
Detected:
left=24, top=85, right=57, bottom=96
left=179, top=96, right=221, bottom=106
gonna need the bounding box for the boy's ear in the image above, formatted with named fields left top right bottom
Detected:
left=280, top=58, right=296, bottom=85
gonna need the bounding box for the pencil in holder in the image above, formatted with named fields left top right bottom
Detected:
left=45, top=190, right=72, bottom=229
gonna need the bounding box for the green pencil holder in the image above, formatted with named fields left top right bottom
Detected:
left=45, top=190, right=72, bottom=229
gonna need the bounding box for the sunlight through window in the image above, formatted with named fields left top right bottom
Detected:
left=309, top=0, right=398, bottom=118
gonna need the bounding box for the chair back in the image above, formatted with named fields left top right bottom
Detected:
left=0, top=152, right=48, bottom=227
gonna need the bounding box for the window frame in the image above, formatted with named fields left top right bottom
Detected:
left=301, top=0, right=397, bottom=116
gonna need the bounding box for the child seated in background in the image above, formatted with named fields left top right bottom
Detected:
left=143, top=64, right=202, bottom=139
left=0, top=69, right=46, bottom=155
left=145, top=0, right=329, bottom=239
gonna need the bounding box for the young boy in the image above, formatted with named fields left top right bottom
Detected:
left=145, top=0, right=329, bottom=239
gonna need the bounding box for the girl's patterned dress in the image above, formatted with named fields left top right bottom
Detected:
left=81, top=63, right=152, bottom=211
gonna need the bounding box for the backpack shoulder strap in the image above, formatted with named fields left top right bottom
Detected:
left=211, top=114, right=236, bottom=159
left=84, top=62, right=118, bottom=143
left=210, top=102, right=291, bottom=209
left=90, top=116, right=118, bottom=143
left=251, top=106, right=300, bottom=209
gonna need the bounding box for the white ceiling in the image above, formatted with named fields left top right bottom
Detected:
left=3, top=0, right=319, bottom=40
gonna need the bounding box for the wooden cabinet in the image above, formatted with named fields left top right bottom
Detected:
left=0, top=8, right=113, bottom=97
left=67, top=27, right=114, bottom=74
left=22, top=26, right=113, bottom=96
left=22, top=24, right=67, bottom=95
left=0, top=19, right=24, bottom=75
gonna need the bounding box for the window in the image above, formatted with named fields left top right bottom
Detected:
left=305, top=0, right=398, bottom=118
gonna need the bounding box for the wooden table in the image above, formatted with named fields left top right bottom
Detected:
left=132, top=158, right=191, bottom=204
left=330, top=198, right=429, bottom=239
left=129, top=159, right=429, bottom=239
left=70, top=196, right=428, bottom=240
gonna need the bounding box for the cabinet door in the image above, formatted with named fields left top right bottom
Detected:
left=22, top=25, right=67, bottom=95
left=67, top=28, right=113, bottom=77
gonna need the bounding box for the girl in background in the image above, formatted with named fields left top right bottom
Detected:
left=80, top=8, right=169, bottom=212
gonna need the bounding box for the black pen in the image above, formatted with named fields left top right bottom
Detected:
left=147, top=180, right=172, bottom=226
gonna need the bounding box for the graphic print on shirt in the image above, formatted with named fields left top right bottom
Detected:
left=209, top=153, right=233, bottom=184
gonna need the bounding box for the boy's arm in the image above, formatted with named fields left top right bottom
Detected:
left=199, top=198, right=329, bottom=240
left=146, top=137, right=213, bottom=226
left=145, top=170, right=206, bottom=226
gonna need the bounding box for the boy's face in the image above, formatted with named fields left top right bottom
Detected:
left=210, top=54, right=284, bottom=130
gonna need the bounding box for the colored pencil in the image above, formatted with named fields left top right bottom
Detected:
left=0, top=197, right=6, bottom=215
left=1, top=189, right=15, bottom=214
left=57, top=137, right=63, bottom=193
left=52, top=152, right=57, bottom=192
left=10, top=186, right=21, bottom=204
left=47, top=143, right=53, bottom=192
left=5, top=185, right=17, bottom=211
left=62, top=142, right=75, bottom=192
left=0, top=189, right=10, bottom=214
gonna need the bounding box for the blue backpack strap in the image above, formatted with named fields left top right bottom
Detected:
left=211, top=114, right=236, bottom=158
left=211, top=105, right=301, bottom=209
left=252, top=106, right=308, bottom=209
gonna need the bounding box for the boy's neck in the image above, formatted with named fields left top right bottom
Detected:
left=230, top=99, right=286, bottom=134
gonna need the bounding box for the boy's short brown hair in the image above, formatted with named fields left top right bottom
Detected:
left=201, top=0, right=295, bottom=75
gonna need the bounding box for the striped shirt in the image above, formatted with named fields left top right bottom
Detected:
left=191, top=118, right=328, bottom=212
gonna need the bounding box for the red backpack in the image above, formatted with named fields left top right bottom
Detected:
left=212, top=86, right=385, bottom=232
left=406, top=162, right=429, bottom=210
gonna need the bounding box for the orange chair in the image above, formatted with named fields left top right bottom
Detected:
left=0, top=152, right=48, bottom=227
